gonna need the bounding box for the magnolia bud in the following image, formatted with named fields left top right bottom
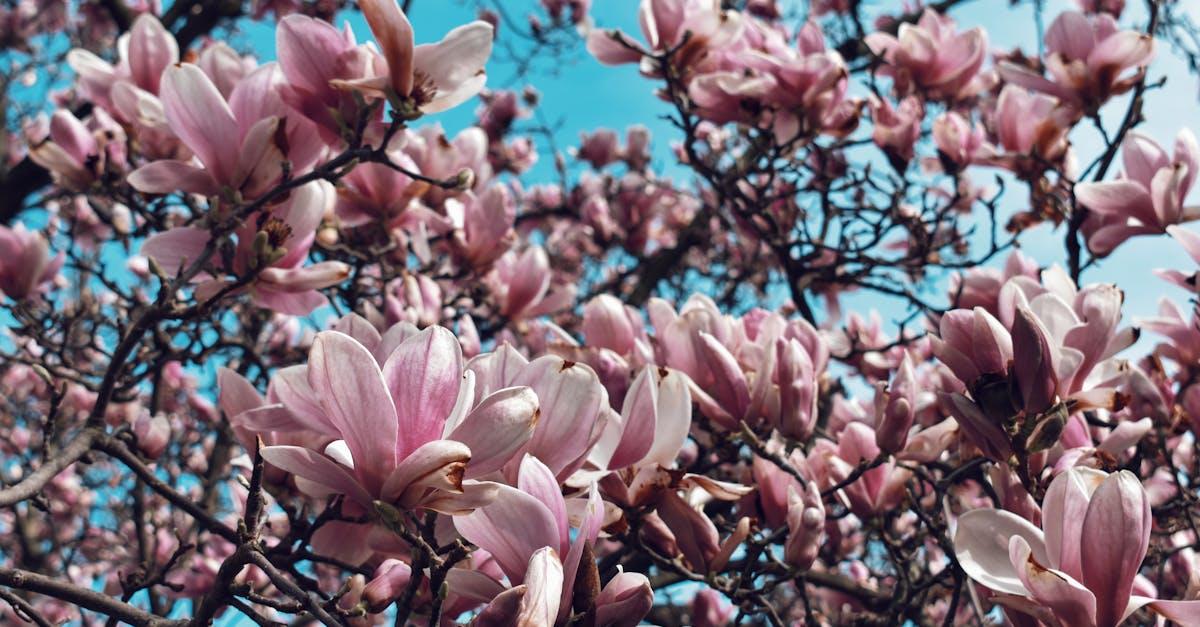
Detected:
left=134, top=414, right=171, bottom=459
left=875, top=353, right=917, bottom=453
left=454, top=167, right=475, bottom=191
left=362, top=559, right=412, bottom=613
left=784, top=482, right=824, bottom=572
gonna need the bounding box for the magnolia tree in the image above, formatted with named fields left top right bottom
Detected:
left=7, top=0, right=1200, bottom=625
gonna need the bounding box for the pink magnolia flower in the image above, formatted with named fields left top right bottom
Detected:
left=29, top=110, right=124, bottom=190
left=650, top=295, right=828, bottom=437
left=466, top=344, right=608, bottom=481
left=445, top=185, right=517, bottom=269
left=930, top=111, right=988, bottom=171
left=586, top=0, right=743, bottom=72
left=1156, top=225, right=1200, bottom=293
left=588, top=365, right=693, bottom=473
left=932, top=294, right=1126, bottom=459
left=256, top=324, right=541, bottom=517
left=987, top=84, right=1073, bottom=174
left=456, top=455, right=652, bottom=626
left=784, top=481, right=824, bottom=571
left=864, top=9, right=988, bottom=101
left=127, top=63, right=320, bottom=199
left=691, top=589, right=735, bottom=627
left=946, top=250, right=1039, bottom=314
left=814, top=423, right=912, bottom=518
left=870, top=95, right=923, bottom=166
left=67, top=14, right=178, bottom=112
left=141, top=181, right=350, bottom=315
left=333, top=151, right=427, bottom=226
left=333, top=0, right=493, bottom=116
left=576, top=129, right=621, bottom=168
left=0, top=222, right=64, bottom=300
left=874, top=353, right=916, bottom=453
left=1075, top=129, right=1200, bottom=255
left=999, top=11, right=1154, bottom=112
left=541, top=0, right=591, bottom=25
left=1140, top=297, right=1200, bottom=371
left=488, top=246, right=576, bottom=320
left=954, top=467, right=1200, bottom=627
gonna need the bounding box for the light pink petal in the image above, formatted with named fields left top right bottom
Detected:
left=449, top=386, right=539, bottom=478
left=159, top=63, right=239, bottom=186
left=275, top=15, right=349, bottom=99
left=332, top=313, right=383, bottom=353
left=1041, top=466, right=1106, bottom=580
left=1089, top=29, right=1155, bottom=72
left=381, top=325, right=464, bottom=458
left=519, top=547, right=563, bottom=627
left=307, top=331, right=399, bottom=488
left=608, top=367, right=659, bottom=469
left=1121, top=133, right=1169, bottom=187
left=380, top=439, right=470, bottom=504
left=1074, top=180, right=1157, bottom=223
left=1080, top=470, right=1151, bottom=627
left=586, top=29, right=644, bottom=65
left=127, top=15, right=178, bottom=93
left=217, top=367, right=264, bottom=418
left=140, top=227, right=210, bottom=275
left=128, top=160, right=220, bottom=196
left=454, top=484, right=560, bottom=583
left=1168, top=225, right=1200, bottom=265
left=953, top=508, right=1048, bottom=596
left=1045, top=11, right=1095, bottom=60
left=697, top=332, right=750, bottom=420
left=594, top=572, right=653, bottom=627
left=517, top=455, right=569, bottom=553
left=260, top=445, right=373, bottom=506
left=270, top=365, right=338, bottom=435
left=412, top=21, right=493, bottom=113
left=643, top=367, right=692, bottom=468
left=1008, top=535, right=1098, bottom=627
left=515, top=357, right=608, bottom=480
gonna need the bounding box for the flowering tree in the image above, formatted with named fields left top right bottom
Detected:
left=5, top=0, right=1200, bottom=624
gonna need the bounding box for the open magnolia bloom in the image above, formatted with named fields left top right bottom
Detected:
left=998, top=11, right=1154, bottom=113
left=141, top=180, right=350, bottom=315
left=1075, top=129, right=1200, bottom=256
left=255, top=320, right=540, bottom=515
left=954, top=468, right=1200, bottom=627
left=333, top=0, right=493, bottom=115
left=454, top=455, right=654, bottom=626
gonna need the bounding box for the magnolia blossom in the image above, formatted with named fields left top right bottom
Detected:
left=455, top=455, right=653, bottom=626
left=649, top=294, right=829, bottom=437
left=127, top=63, right=321, bottom=199
left=934, top=266, right=1132, bottom=459
left=955, top=467, right=1200, bottom=626
left=1075, top=128, right=1200, bottom=255
left=66, top=14, right=177, bottom=113
left=249, top=322, right=541, bottom=523
left=29, top=110, right=123, bottom=190
left=999, top=11, right=1154, bottom=112
left=987, top=84, right=1073, bottom=175
left=141, top=181, right=350, bottom=315
left=864, top=9, right=988, bottom=101
left=0, top=223, right=63, bottom=300
left=344, top=0, right=494, bottom=114
left=586, top=0, right=743, bottom=73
